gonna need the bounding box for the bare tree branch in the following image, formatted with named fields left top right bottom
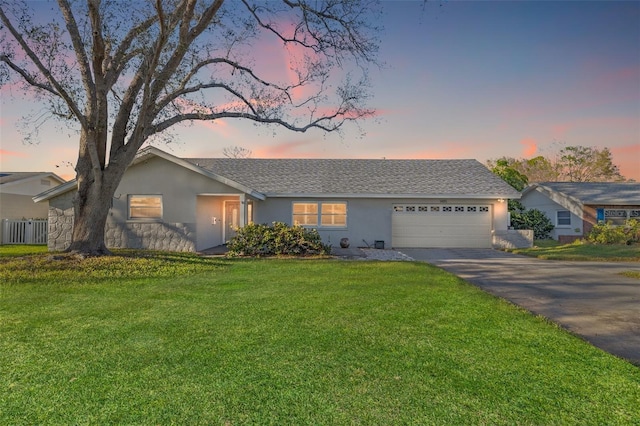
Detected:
left=0, top=5, right=85, bottom=127
left=58, top=0, right=94, bottom=100
left=0, top=0, right=381, bottom=254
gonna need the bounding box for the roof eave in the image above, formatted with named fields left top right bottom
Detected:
left=2, top=172, right=66, bottom=188
left=136, top=147, right=266, bottom=200
left=34, top=148, right=267, bottom=202
left=264, top=192, right=521, bottom=199
left=527, top=183, right=584, bottom=216
left=33, top=179, right=77, bottom=203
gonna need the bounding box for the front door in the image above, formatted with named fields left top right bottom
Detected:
left=224, top=201, right=240, bottom=242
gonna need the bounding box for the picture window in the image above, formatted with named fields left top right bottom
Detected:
left=293, top=202, right=347, bottom=228
left=128, top=195, right=162, bottom=219
left=292, top=203, right=318, bottom=226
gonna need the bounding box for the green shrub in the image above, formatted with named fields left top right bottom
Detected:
left=226, top=222, right=331, bottom=257
left=586, top=219, right=639, bottom=245
left=511, top=208, right=555, bottom=240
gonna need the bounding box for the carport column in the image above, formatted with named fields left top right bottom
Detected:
left=239, top=194, right=246, bottom=228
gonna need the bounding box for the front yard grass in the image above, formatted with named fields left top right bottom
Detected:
left=508, top=240, right=640, bottom=262
left=1, top=251, right=639, bottom=424
left=0, top=244, right=48, bottom=257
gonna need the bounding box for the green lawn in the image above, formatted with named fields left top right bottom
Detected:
left=1, top=251, right=639, bottom=424
left=508, top=240, right=640, bottom=262
left=0, top=244, right=48, bottom=257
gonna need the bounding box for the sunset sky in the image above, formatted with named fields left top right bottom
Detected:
left=1, top=1, right=639, bottom=181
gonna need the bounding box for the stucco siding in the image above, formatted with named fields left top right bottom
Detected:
left=46, top=156, right=244, bottom=251
left=0, top=193, right=51, bottom=244
left=0, top=193, right=49, bottom=220
left=110, top=156, right=245, bottom=251
left=521, top=190, right=582, bottom=240
left=195, top=195, right=243, bottom=250
left=114, top=156, right=242, bottom=224
left=41, top=151, right=516, bottom=251
left=1, top=176, right=61, bottom=196
left=254, top=197, right=506, bottom=249
left=253, top=197, right=391, bottom=248
left=492, top=199, right=509, bottom=232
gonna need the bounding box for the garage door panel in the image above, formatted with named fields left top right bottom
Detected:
left=395, top=235, right=488, bottom=248
left=392, top=204, right=492, bottom=248
left=393, top=224, right=487, bottom=237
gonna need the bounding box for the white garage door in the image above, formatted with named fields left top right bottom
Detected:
left=392, top=204, right=492, bottom=248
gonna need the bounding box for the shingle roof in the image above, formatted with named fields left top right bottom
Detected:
left=184, top=158, right=521, bottom=198
left=32, top=148, right=523, bottom=202
left=529, top=182, right=640, bottom=205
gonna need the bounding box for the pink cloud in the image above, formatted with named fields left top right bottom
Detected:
left=57, top=171, right=75, bottom=181
left=520, top=138, right=538, bottom=157
left=253, top=139, right=316, bottom=158
left=195, top=119, right=235, bottom=138
left=551, top=124, right=571, bottom=140
left=0, top=149, right=27, bottom=158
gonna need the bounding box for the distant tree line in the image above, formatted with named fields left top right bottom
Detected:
left=488, top=144, right=628, bottom=240
left=487, top=145, right=626, bottom=185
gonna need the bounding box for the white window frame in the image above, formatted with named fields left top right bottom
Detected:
left=556, top=210, right=571, bottom=227
left=128, top=195, right=163, bottom=220
left=292, top=202, right=319, bottom=226
left=320, top=202, right=348, bottom=227
left=292, top=201, right=347, bottom=228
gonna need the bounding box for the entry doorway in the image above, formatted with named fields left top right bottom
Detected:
left=223, top=201, right=240, bottom=242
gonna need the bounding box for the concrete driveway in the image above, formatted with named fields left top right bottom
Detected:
left=399, top=248, right=640, bottom=366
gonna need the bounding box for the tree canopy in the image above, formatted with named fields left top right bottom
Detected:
left=488, top=144, right=626, bottom=185
left=0, top=0, right=381, bottom=255
left=489, top=159, right=528, bottom=191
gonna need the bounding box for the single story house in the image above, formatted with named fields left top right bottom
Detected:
left=520, top=182, right=640, bottom=243
left=1, top=171, right=66, bottom=244
left=34, top=147, right=528, bottom=252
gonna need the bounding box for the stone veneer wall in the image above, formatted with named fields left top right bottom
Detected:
left=492, top=229, right=533, bottom=249
left=104, top=221, right=196, bottom=252
left=47, top=192, right=196, bottom=252
left=48, top=191, right=75, bottom=251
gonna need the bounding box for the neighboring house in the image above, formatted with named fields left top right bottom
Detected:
left=34, top=147, right=527, bottom=252
left=1, top=172, right=66, bottom=243
left=521, top=182, right=640, bottom=243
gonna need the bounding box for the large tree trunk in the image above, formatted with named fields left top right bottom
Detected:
left=66, top=178, right=114, bottom=256
left=65, top=130, right=126, bottom=256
